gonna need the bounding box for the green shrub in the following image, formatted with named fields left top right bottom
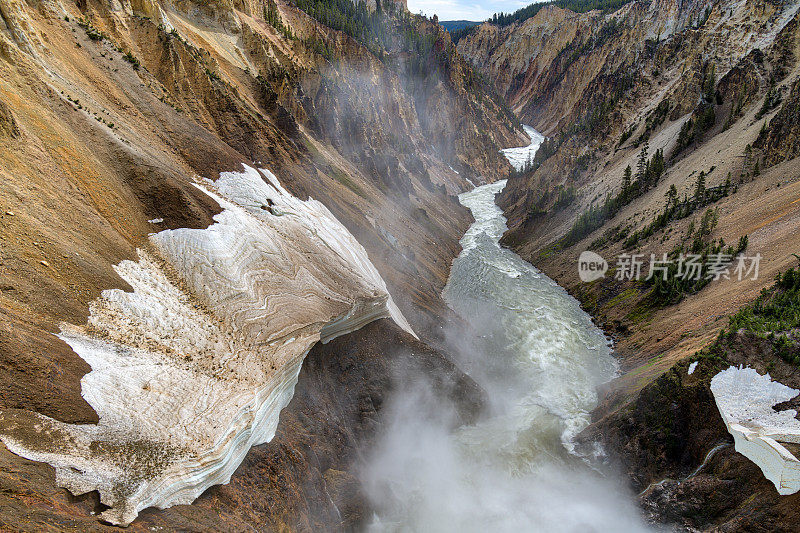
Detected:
left=123, top=51, right=141, bottom=70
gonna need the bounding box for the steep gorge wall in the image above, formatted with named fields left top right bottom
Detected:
left=459, top=0, right=800, bottom=528
left=459, top=0, right=800, bottom=236
left=0, top=0, right=515, bottom=527
left=0, top=166, right=418, bottom=525
left=458, top=0, right=794, bottom=130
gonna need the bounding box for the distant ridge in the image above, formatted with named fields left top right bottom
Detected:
left=449, top=0, right=631, bottom=42
left=440, top=20, right=479, bottom=32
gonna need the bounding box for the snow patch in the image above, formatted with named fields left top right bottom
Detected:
left=711, top=366, right=800, bottom=495
left=0, top=165, right=413, bottom=525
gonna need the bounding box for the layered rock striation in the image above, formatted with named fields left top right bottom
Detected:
left=0, top=165, right=414, bottom=526
left=0, top=0, right=516, bottom=527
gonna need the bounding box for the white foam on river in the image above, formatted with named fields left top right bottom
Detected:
left=500, top=125, right=545, bottom=172
left=363, top=129, right=654, bottom=532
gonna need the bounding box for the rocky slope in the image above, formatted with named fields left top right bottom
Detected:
left=578, top=310, right=800, bottom=532
left=0, top=165, right=420, bottom=526
left=459, top=0, right=800, bottom=392
left=459, top=0, right=800, bottom=528
left=0, top=318, right=484, bottom=531
left=0, top=0, right=518, bottom=527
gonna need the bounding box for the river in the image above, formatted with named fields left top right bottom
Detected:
left=363, top=130, right=653, bottom=532
left=501, top=125, right=544, bottom=171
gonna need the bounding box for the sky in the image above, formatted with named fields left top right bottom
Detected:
left=406, top=0, right=533, bottom=21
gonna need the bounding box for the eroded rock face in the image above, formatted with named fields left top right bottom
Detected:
left=576, top=332, right=800, bottom=531
left=458, top=0, right=800, bottom=129
left=757, top=78, right=800, bottom=166
left=0, top=0, right=505, bottom=527
left=0, top=100, right=18, bottom=138
left=457, top=0, right=800, bottom=243
left=0, top=165, right=414, bottom=526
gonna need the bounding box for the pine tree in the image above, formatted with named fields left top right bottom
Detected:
left=265, top=0, right=279, bottom=26
left=636, top=141, right=649, bottom=184
left=743, top=144, right=752, bottom=177
left=650, top=148, right=664, bottom=182
left=665, top=184, right=678, bottom=208
left=622, top=164, right=632, bottom=194
left=677, top=118, right=693, bottom=150
left=694, top=171, right=706, bottom=202
left=703, top=63, right=716, bottom=101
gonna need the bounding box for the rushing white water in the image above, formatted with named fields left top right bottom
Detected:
left=501, top=125, right=545, bottom=171
left=362, top=130, right=654, bottom=532
left=444, top=180, right=619, bottom=452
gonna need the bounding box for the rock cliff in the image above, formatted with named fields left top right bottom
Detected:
left=458, top=0, right=800, bottom=528
left=0, top=166, right=417, bottom=525
left=0, top=0, right=513, bottom=527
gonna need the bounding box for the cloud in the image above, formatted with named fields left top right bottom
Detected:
left=407, top=0, right=533, bottom=21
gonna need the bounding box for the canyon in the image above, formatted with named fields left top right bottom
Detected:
left=2, top=0, right=800, bottom=530
left=0, top=0, right=516, bottom=527
left=457, top=0, right=800, bottom=529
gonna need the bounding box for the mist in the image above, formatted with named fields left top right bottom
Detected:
left=359, top=180, right=656, bottom=532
